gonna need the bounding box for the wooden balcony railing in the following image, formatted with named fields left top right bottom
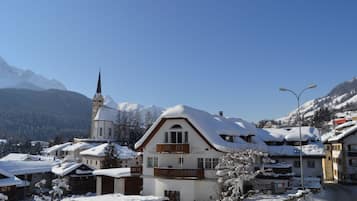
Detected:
left=156, top=144, right=190, bottom=153
left=130, top=166, right=143, bottom=174
left=154, top=168, right=204, bottom=179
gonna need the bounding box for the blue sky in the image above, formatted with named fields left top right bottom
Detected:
left=0, top=0, right=356, bottom=121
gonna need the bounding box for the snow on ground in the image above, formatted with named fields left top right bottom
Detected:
left=62, top=193, right=166, bottom=201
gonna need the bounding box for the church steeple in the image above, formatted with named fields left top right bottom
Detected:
left=96, top=71, right=102, bottom=94
left=91, top=71, right=104, bottom=139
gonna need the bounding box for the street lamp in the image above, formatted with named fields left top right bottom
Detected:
left=279, top=84, right=317, bottom=189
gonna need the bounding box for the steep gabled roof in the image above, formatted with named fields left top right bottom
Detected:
left=328, top=124, right=357, bottom=142
left=135, top=105, right=267, bottom=153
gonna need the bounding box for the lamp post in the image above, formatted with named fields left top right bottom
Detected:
left=279, top=84, right=317, bottom=189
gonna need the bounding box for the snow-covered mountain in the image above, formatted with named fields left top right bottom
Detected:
left=278, top=77, right=357, bottom=124
left=0, top=56, right=66, bottom=90
left=104, top=95, right=164, bottom=124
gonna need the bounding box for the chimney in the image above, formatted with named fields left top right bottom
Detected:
left=219, top=111, right=224, bottom=117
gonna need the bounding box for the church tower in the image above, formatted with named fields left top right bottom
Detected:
left=91, top=72, right=104, bottom=138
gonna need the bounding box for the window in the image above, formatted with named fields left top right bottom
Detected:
left=293, top=160, right=300, bottom=168
left=178, top=157, right=184, bottom=165
left=164, top=132, right=168, bottom=143
left=108, top=128, right=112, bottom=136
left=213, top=158, right=219, bottom=169
left=197, top=158, right=204, bottom=169
left=99, top=128, right=103, bottom=136
left=147, top=157, right=158, bottom=168
left=177, top=132, right=182, bottom=143
left=349, top=159, right=357, bottom=167
left=307, top=160, right=315, bottom=168
left=349, top=145, right=357, bottom=151
left=171, top=132, right=177, bottom=143
left=205, top=158, right=212, bottom=169
left=184, top=132, right=188, bottom=143
left=171, top=124, right=182, bottom=129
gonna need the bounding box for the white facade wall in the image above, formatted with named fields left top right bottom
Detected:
left=92, top=120, right=116, bottom=141
left=143, top=177, right=218, bottom=201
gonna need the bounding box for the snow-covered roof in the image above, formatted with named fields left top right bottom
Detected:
left=0, top=168, right=23, bottom=187
left=0, top=160, right=57, bottom=175
left=94, top=106, right=118, bottom=122
left=62, top=193, right=166, bottom=201
left=42, top=142, right=72, bottom=154
left=335, top=120, right=356, bottom=131
left=328, top=124, right=357, bottom=142
left=52, top=162, right=93, bottom=177
left=0, top=153, right=55, bottom=161
left=267, top=142, right=324, bottom=157
left=80, top=143, right=137, bottom=159
left=93, top=168, right=131, bottom=178
left=135, top=105, right=267, bottom=153
left=62, top=142, right=95, bottom=152
left=263, top=127, right=319, bottom=142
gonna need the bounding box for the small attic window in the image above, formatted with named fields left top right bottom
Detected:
left=171, top=124, right=182, bottom=129
left=220, top=135, right=234, bottom=142
left=240, top=135, right=253, bottom=143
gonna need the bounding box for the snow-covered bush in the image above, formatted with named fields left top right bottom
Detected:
left=0, top=193, right=7, bottom=201
left=216, top=149, right=271, bottom=201
left=50, top=178, right=70, bottom=201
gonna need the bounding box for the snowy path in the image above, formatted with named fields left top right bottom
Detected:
left=312, top=183, right=357, bottom=201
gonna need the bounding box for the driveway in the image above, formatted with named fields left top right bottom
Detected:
left=312, top=183, right=357, bottom=201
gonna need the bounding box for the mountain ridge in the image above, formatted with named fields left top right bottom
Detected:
left=0, top=56, right=66, bottom=91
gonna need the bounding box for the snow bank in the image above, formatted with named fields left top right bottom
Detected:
left=62, top=193, right=166, bottom=201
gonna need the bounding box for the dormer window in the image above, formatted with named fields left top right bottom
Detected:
left=220, top=135, right=234, bottom=142
left=240, top=135, right=253, bottom=143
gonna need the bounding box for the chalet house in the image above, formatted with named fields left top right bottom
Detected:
left=80, top=143, right=138, bottom=170
left=135, top=105, right=267, bottom=201
left=52, top=162, right=96, bottom=194
left=261, top=127, right=324, bottom=179
left=324, top=122, right=357, bottom=183
left=62, top=142, right=95, bottom=162
left=42, top=142, right=72, bottom=159
left=0, top=160, right=56, bottom=199
left=93, top=167, right=142, bottom=195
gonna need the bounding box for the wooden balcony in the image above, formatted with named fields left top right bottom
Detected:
left=154, top=168, right=204, bottom=179
left=156, top=144, right=190, bottom=153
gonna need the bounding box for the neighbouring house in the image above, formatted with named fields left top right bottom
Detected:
left=323, top=123, right=357, bottom=183
left=0, top=153, right=55, bottom=162
left=261, top=127, right=324, bottom=179
left=0, top=168, right=22, bottom=201
left=135, top=105, right=267, bottom=201
left=42, top=142, right=72, bottom=159
left=254, top=162, right=294, bottom=193
left=31, top=141, right=50, bottom=149
left=80, top=143, right=138, bottom=170
left=62, top=142, right=96, bottom=162
left=93, top=167, right=142, bottom=195
left=0, top=160, right=56, bottom=199
left=52, top=162, right=96, bottom=195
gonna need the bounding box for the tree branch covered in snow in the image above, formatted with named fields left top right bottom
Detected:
left=216, top=149, right=271, bottom=201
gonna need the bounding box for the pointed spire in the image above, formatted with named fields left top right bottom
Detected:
left=96, top=71, right=102, bottom=94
